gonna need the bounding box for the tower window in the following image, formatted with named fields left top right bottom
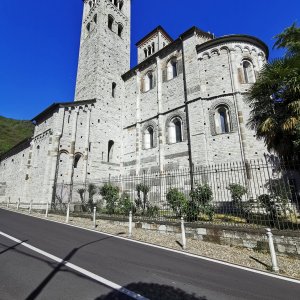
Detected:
left=114, top=0, right=118, bottom=6
left=74, top=154, right=81, bottom=169
left=119, top=1, right=124, bottom=11
left=108, top=15, right=114, bottom=30
left=108, top=140, right=114, bottom=162
left=148, top=46, right=152, bottom=56
left=93, top=14, right=97, bottom=24
left=168, top=117, right=183, bottom=144
left=167, top=58, right=178, bottom=80
left=214, top=105, right=231, bottom=134
left=86, top=23, right=91, bottom=33
left=152, top=42, right=155, bottom=53
left=112, top=82, right=116, bottom=98
left=118, top=24, right=123, bottom=38
left=243, top=61, right=255, bottom=83
left=144, top=48, right=148, bottom=58
left=144, top=127, right=154, bottom=149
left=144, top=72, right=154, bottom=92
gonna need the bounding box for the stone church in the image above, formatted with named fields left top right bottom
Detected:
left=0, top=0, right=269, bottom=204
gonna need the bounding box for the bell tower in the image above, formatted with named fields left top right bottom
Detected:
left=75, top=0, right=131, bottom=101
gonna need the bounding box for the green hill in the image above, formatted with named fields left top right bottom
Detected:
left=0, top=116, right=34, bottom=156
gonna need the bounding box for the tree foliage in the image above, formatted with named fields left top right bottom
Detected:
left=247, top=23, right=300, bottom=159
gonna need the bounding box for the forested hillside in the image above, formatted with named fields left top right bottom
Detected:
left=0, top=116, right=34, bottom=156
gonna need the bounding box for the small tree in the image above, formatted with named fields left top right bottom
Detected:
left=100, top=183, right=119, bottom=214
left=135, top=183, right=150, bottom=212
left=227, top=183, right=248, bottom=217
left=118, top=192, right=134, bottom=215
left=77, top=188, right=87, bottom=212
left=188, top=184, right=214, bottom=221
left=87, top=184, right=97, bottom=212
left=166, top=188, right=188, bottom=217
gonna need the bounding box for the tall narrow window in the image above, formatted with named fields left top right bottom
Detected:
left=74, top=154, right=81, bottom=169
left=86, top=23, right=91, bottom=33
left=114, top=0, right=118, bottom=6
left=108, top=15, right=114, bottom=30
left=144, top=127, right=154, bottom=149
left=108, top=140, right=114, bottom=162
left=112, top=82, right=116, bottom=98
left=167, top=58, right=178, bottom=80
left=152, top=42, right=155, bottom=53
left=148, top=46, right=152, bottom=56
left=144, top=48, right=148, bottom=58
left=243, top=61, right=255, bottom=83
left=119, top=0, right=124, bottom=10
left=144, top=72, right=154, bottom=92
left=169, top=117, right=183, bottom=144
left=93, top=14, right=97, bottom=24
left=215, top=106, right=231, bottom=134
left=118, top=24, right=123, bottom=37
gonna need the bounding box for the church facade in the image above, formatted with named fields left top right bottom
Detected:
left=0, top=0, right=269, bottom=204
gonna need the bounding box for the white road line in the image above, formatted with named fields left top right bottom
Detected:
left=0, top=231, right=148, bottom=300
left=2, top=207, right=300, bottom=285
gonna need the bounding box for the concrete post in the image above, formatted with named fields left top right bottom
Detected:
left=266, top=228, right=279, bottom=272
left=7, top=197, right=10, bottom=208
left=129, top=211, right=132, bottom=237
left=181, top=217, right=187, bottom=250
left=66, top=203, right=70, bottom=224
left=17, top=198, right=20, bottom=210
left=29, top=200, right=33, bottom=214
left=93, top=206, right=96, bottom=229
left=45, top=202, right=49, bottom=218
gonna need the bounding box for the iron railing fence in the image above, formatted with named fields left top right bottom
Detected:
left=50, top=159, right=300, bottom=230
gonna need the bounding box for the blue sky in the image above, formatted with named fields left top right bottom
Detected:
left=0, top=0, right=299, bottom=120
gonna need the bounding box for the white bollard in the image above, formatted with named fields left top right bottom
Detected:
left=7, top=197, right=9, bottom=208
left=66, top=203, right=70, bottom=223
left=93, top=206, right=97, bottom=228
left=266, top=228, right=279, bottom=272
left=181, top=217, right=187, bottom=250
left=17, top=198, right=20, bottom=210
left=129, top=211, right=132, bottom=237
left=45, top=202, right=49, bottom=218
left=29, top=201, right=33, bottom=214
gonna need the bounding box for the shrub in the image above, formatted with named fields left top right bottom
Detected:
left=145, top=204, right=159, bottom=217
left=227, top=183, right=247, bottom=203
left=118, top=192, right=135, bottom=215
left=188, top=184, right=214, bottom=221
left=135, top=183, right=150, bottom=212
left=166, top=188, right=188, bottom=217
left=87, top=184, right=97, bottom=212
left=100, top=183, right=119, bottom=214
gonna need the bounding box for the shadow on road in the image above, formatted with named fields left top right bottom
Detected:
left=0, top=240, right=28, bottom=255
left=95, top=282, right=207, bottom=300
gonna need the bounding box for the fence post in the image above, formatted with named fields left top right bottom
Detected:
left=266, top=228, right=279, bottom=272
left=29, top=200, right=33, bottom=214
left=181, top=217, right=187, bottom=250
left=93, top=206, right=97, bottom=229
left=129, top=211, right=132, bottom=237
left=45, top=202, right=49, bottom=218
left=7, top=197, right=10, bottom=208
left=17, top=198, right=20, bottom=210
left=66, top=203, right=70, bottom=224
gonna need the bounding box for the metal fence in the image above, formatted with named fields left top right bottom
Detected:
left=51, top=159, right=300, bottom=230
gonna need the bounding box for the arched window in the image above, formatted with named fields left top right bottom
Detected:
left=74, top=154, right=81, bottom=169
left=108, top=140, right=114, bottom=162
left=168, top=117, right=183, bottom=144
left=112, top=82, right=116, bottom=98
left=152, top=42, right=155, bottom=53
left=108, top=15, right=114, bottom=30
left=214, top=106, right=231, bottom=134
left=118, top=24, right=123, bottom=37
left=119, top=0, right=124, bottom=10
left=167, top=58, right=178, bottom=80
left=243, top=61, right=255, bottom=83
left=86, top=23, right=91, bottom=33
left=144, top=48, right=148, bottom=58
left=144, top=72, right=154, bottom=92
left=148, top=46, right=152, bottom=56
left=93, top=14, right=97, bottom=24
left=144, top=127, right=154, bottom=149
left=114, top=0, right=118, bottom=6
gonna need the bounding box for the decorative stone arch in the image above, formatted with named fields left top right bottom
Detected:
left=219, top=46, right=229, bottom=54
left=234, top=45, right=243, bottom=53
left=165, top=110, right=187, bottom=144
left=200, top=52, right=210, bottom=60
left=243, top=46, right=251, bottom=53
left=209, top=99, right=238, bottom=136
left=59, top=149, right=69, bottom=155
left=210, top=48, right=220, bottom=56
left=142, top=120, right=158, bottom=149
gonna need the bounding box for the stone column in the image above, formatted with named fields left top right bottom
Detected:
left=83, top=106, right=92, bottom=184
left=23, top=139, right=35, bottom=203
left=156, top=57, right=165, bottom=173
left=42, top=133, right=54, bottom=201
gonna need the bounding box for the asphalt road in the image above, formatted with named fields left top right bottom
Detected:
left=0, top=209, right=299, bottom=300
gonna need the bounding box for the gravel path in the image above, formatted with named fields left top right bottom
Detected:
left=2, top=206, right=300, bottom=280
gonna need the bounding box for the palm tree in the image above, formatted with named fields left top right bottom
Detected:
left=247, top=23, right=300, bottom=160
